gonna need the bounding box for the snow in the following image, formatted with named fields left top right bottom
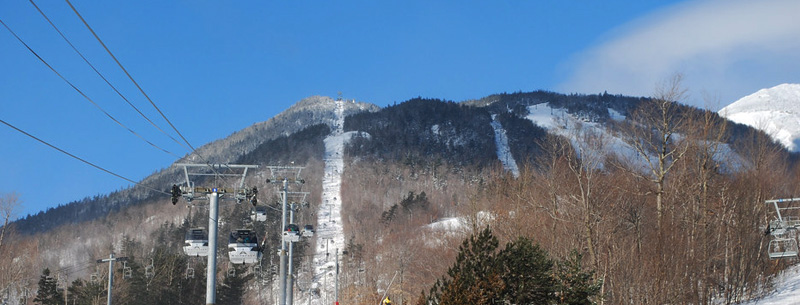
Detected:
left=426, top=217, right=465, bottom=232
left=525, top=104, right=643, bottom=171
left=738, top=264, right=800, bottom=305
left=719, top=83, right=800, bottom=152
left=489, top=115, right=520, bottom=177
left=301, top=99, right=348, bottom=304
left=608, top=108, right=625, bottom=121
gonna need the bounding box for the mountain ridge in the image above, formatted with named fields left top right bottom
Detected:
left=719, top=83, right=800, bottom=152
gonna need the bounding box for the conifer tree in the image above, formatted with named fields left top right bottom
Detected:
left=418, top=228, right=601, bottom=305
left=33, top=268, right=62, bottom=305
left=496, top=236, right=554, bottom=304
left=554, top=251, right=602, bottom=305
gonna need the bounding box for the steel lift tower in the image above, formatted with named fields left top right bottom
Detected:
left=171, top=163, right=259, bottom=305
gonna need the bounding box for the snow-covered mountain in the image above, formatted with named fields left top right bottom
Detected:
left=719, top=83, right=800, bottom=152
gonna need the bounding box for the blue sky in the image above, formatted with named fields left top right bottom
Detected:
left=1, top=0, right=798, bottom=218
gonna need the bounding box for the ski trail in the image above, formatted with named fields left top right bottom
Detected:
left=490, top=114, right=520, bottom=177
left=304, top=99, right=347, bottom=304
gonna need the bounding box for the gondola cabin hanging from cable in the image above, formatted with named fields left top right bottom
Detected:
left=183, top=228, right=209, bottom=257
left=251, top=206, right=268, bottom=222
left=228, top=229, right=262, bottom=264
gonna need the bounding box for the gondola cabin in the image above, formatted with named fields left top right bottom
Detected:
left=183, top=228, right=209, bottom=257
left=302, top=225, right=314, bottom=237
left=283, top=224, right=301, bottom=242
left=228, top=229, right=262, bottom=264
left=251, top=206, right=268, bottom=222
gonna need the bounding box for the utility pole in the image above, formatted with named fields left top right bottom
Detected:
left=96, top=253, right=127, bottom=305
left=172, top=163, right=259, bottom=305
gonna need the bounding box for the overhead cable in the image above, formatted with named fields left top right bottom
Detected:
left=64, top=0, right=238, bottom=183
left=0, top=118, right=170, bottom=196
left=64, top=0, right=201, bottom=156
left=28, top=0, right=189, bottom=153
left=0, top=17, right=181, bottom=159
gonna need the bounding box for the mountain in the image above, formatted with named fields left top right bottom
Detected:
left=719, top=83, right=800, bottom=152
left=12, top=96, right=380, bottom=234
left=2, top=91, right=793, bottom=305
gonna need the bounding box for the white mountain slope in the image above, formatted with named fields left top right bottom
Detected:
left=719, top=83, right=800, bottom=152
left=489, top=114, right=520, bottom=177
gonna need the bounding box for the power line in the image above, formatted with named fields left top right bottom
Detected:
left=0, top=118, right=170, bottom=196
left=0, top=17, right=181, bottom=160
left=27, top=0, right=189, bottom=154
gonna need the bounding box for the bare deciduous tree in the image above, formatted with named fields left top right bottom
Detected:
left=0, top=192, right=20, bottom=250
left=618, top=74, right=690, bottom=228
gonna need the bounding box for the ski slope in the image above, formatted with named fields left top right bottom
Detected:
left=490, top=114, right=520, bottom=177
left=302, top=99, right=348, bottom=304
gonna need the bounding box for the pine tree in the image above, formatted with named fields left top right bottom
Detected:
left=67, top=279, right=104, bottom=305
left=33, top=268, right=62, bottom=305
left=418, top=229, right=601, bottom=305
left=554, top=251, right=602, bottom=305
left=496, top=236, right=555, bottom=304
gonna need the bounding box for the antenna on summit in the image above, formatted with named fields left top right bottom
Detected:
left=337, top=92, right=343, bottom=101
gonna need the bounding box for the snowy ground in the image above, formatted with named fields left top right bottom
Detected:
left=737, top=264, right=800, bottom=305
left=298, top=99, right=348, bottom=305
left=489, top=114, right=520, bottom=177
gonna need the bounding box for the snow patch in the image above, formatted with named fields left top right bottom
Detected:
left=426, top=217, right=465, bottom=232
left=609, top=108, right=625, bottom=121
left=738, top=264, right=800, bottom=305
left=489, top=115, right=520, bottom=177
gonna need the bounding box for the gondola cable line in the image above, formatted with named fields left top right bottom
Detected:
left=27, top=0, right=189, bottom=154
left=0, top=118, right=170, bottom=196
left=0, top=17, right=181, bottom=160
left=65, top=0, right=240, bottom=183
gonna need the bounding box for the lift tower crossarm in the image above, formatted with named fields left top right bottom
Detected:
left=171, top=163, right=259, bottom=305
left=766, top=198, right=800, bottom=224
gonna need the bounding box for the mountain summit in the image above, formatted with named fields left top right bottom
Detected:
left=719, top=83, right=800, bottom=152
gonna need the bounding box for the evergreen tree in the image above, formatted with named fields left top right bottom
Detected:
left=67, top=279, right=104, bottom=305
left=554, top=251, right=602, bottom=305
left=33, top=268, right=62, bottom=305
left=440, top=227, right=503, bottom=304
left=496, top=236, right=554, bottom=304
left=418, top=229, right=601, bottom=305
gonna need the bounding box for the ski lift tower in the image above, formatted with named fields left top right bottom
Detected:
left=283, top=191, right=312, bottom=305
left=765, top=197, right=800, bottom=259
left=171, top=163, right=259, bottom=305
left=265, top=166, right=305, bottom=305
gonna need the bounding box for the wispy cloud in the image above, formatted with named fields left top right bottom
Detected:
left=558, top=0, right=800, bottom=109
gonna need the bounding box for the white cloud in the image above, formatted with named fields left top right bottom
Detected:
left=558, top=0, right=800, bottom=109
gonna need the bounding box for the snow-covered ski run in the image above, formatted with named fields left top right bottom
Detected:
left=299, top=99, right=348, bottom=304
left=490, top=114, right=520, bottom=177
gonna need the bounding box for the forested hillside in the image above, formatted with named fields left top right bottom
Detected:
left=1, top=90, right=797, bottom=305
left=11, top=96, right=378, bottom=235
